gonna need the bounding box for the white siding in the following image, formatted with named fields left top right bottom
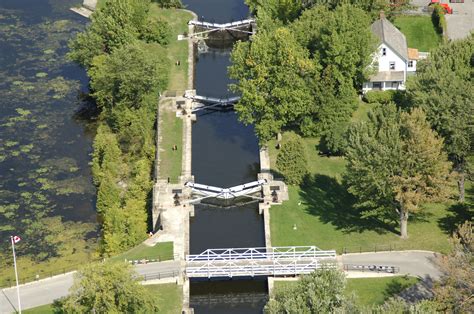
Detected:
left=407, top=59, right=417, bottom=72
left=377, top=43, right=406, bottom=72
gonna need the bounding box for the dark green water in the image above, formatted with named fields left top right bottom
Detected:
left=0, top=0, right=97, bottom=263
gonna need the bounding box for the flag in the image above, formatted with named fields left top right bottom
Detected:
left=12, top=236, right=21, bottom=244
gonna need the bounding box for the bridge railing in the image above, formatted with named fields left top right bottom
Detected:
left=186, top=246, right=336, bottom=262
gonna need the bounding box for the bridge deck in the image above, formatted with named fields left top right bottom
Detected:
left=186, top=246, right=337, bottom=278
left=189, top=19, right=255, bottom=29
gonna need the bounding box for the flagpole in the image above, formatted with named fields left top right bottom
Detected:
left=10, top=236, right=22, bottom=314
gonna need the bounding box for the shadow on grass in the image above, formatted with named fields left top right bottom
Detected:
left=437, top=202, right=474, bottom=235
left=384, top=276, right=422, bottom=301
left=299, top=174, right=397, bottom=234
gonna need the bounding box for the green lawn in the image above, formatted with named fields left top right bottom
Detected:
left=273, top=276, right=419, bottom=307
left=394, top=15, right=441, bottom=51
left=149, top=7, right=193, bottom=92
left=268, top=104, right=472, bottom=254
left=146, top=283, right=183, bottom=313
left=22, top=283, right=182, bottom=314
left=109, top=242, right=174, bottom=262
left=159, top=100, right=183, bottom=183
left=24, top=304, right=54, bottom=314
left=346, top=276, right=419, bottom=306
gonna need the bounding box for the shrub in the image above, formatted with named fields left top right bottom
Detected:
left=276, top=135, right=308, bottom=185
left=363, top=90, right=394, bottom=104
left=432, top=4, right=447, bottom=40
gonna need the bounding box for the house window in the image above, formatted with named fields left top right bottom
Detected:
left=389, top=61, right=395, bottom=70
left=373, top=82, right=382, bottom=90
left=408, top=60, right=413, bottom=67
left=382, top=48, right=386, bottom=56
left=391, top=82, right=399, bottom=88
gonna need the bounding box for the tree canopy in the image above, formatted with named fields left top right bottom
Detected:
left=68, top=0, right=171, bottom=68
left=54, top=262, right=158, bottom=313
left=276, top=134, right=308, bottom=185
left=265, top=269, right=354, bottom=313
left=229, top=4, right=375, bottom=145
left=407, top=35, right=474, bottom=202
left=345, top=104, right=452, bottom=238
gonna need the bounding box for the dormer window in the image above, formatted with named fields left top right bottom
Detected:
left=389, top=61, right=395, bottom=70
left=382, top=48, right=387, bottom=56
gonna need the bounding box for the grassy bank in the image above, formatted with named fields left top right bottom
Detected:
left=109, top=242, right=174, bottom=262
left=154, top=7, right=191, bottom=182
left=273, top=276, right=419, bottom=307
left=394, top=15, right=441, bottom=51
left=159, top=99, right=184, bottom=183
left=268, top=104, right=470, bottom=254
left=146, top=283, right=183, bottom=313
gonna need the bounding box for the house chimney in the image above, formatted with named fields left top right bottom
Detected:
left=380, top=10, right=385, bottom=19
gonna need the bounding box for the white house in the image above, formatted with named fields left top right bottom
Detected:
left=363, top=13, right=421, bottom=93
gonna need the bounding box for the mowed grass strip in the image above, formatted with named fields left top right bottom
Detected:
left=159, top=101, right=183, bottom=183
left=145, top=283, right=183, bottom=314
left=110, top=242, right=174, bottom=262
left=394, top=15, right=441, bottom=51
left=149, top=6, right=192, bottom=91
left=268, top=104, right=471, bottom=254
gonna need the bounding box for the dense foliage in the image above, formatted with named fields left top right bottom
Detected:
left=230, top=4, right=375, bottom=146
left=69, top=0, right=171, bottom=255
left=434, top=221, right=474, bottom=312
left=363, top=90, right=395, bottom=104
left=54, top=263, right=158, bottom=313
left=345, top=104, right=451, bottom=238
left=265, top=269, right=354, bottom=313
left=407, top=35, right=474, bottom=202
left=276, top=134, right=308, bottom=185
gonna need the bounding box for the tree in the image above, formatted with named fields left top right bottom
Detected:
left=345, top=104, right=452, bottom=238
left=89, top=41, right=169, bottom=111
left=433, top=221, right=474, bottom=312
left=291, top=4, right=376, bottom=90
left=276, top=134, right=308, bottom=185
left=229, top=27, right=315, bottom=142
left=54, top=262, right=159, bottom=313
left=68, top=0, right=170, bottom=68
left=265, top=269, right=354, bottom=313
left=407, top=35, right=474, bottom=202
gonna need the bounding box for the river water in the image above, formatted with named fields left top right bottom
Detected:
left=184, top=0, right=268, bottom=313
left=0, top=0, right=97, bottom=270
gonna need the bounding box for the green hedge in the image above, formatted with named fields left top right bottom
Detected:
left=363, top=90, right=395, bottom=104
left=432, top=4, right=447, bottom=40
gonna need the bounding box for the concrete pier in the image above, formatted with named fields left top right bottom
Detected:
left=70, top=0, right=97, bottom=18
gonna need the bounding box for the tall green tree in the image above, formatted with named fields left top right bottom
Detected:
left=276, top=134, right=308, bottom=185
left=345, top=104, right=451, bottom=238
left=291, top=4, right=376, bottom=89
left=265, top=269, right=354, bottom=313
left=229, top=27, right=315, bottom=142
left=68, top=0, right=170, bottom=68
left=89, top=42, right=169, bottom=111
left=54, top=262, right=159, bottom=313
left=407, top=35, right=474, bottom=202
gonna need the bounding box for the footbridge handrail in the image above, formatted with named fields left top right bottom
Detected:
left=189, top=19, right=255, bottom=29
left=185, top=246, right=337, bottom=278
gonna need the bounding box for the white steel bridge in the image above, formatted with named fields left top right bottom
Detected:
left=185, top=246, right=337, bottom=278
left=184, top=91, right=241, bottom=112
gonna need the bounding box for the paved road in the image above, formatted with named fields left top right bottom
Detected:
left=445, top=1, right=474, bottom=40
left=0, top=261, right=180, bottom=313
left=342, top=251, right=441, bottom=279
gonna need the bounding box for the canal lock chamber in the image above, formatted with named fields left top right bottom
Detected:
left=184, top=0, right=269, bottom=313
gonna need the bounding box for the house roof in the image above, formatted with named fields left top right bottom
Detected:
left=370, top=71, right=405, bottom=82
left=371, top=17, right=408, bottom=61
left=408, top=48, right=419, bottom=60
